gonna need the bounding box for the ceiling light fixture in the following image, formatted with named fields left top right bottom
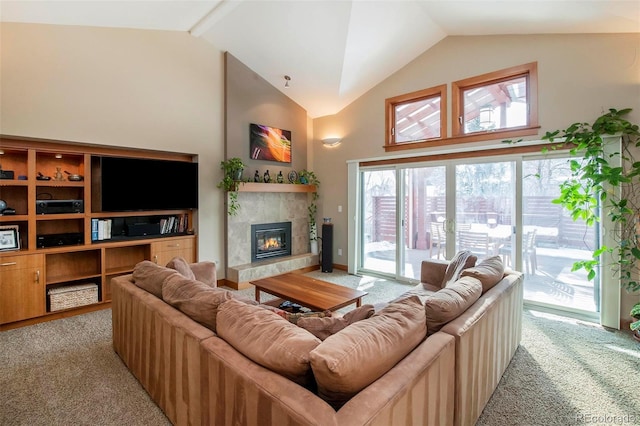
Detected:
left=55, top=154, right=63, bottom=159
left=284, top=75, right=291, bottom=88
left=322, top=137, right=342, bottom=147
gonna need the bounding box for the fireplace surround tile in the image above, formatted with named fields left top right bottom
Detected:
left=226, top=191, right=313, bottom=283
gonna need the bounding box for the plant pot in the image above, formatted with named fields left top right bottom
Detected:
left=310, top=240, right=318, bottom=255
left=232, top=169, right=243, bottom=181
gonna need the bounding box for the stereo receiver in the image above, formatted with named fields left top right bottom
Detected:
left=36, top=199, right=84, bottom=214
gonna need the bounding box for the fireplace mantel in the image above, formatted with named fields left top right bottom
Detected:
left=238, top=183, right=317, bottom=193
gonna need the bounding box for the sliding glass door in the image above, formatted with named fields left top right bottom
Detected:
left=358, top=154, right=600, bottom=318
left=522, top=157, right=599, bottom=314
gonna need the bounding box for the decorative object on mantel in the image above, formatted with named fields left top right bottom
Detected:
left=254, top=170, right=261, bottom=182
left=300, top=169, right=321, bottom=254
left=277, top=171, right=284, bottom=183
left=263, top=170, right=271, bottom=183
left=288, top=170, right=298, bottom=183
left=217, top=157, right=246, bottom=216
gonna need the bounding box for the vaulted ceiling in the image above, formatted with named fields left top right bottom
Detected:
left=2, top=1, right=639, bottom=118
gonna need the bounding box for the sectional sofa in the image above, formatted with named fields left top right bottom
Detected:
left=111, top=254, right=522, bottom=426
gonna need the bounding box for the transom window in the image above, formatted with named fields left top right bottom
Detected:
left=385, top=85, right=446, bottom=146
left=452, top=62, right=538, bottom=137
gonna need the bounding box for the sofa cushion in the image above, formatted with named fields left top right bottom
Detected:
left=132, top=260, right=178, bottom=299
left=425, top=276, right=482, bottom=334
left=161, top=273, right=232, bottom=332
left=166, top=256, right=196, bottom=281
left=297, top=304, right=374, bottom=340
left=309, top=296, right=426, bottom=409
left=460, top=255, right=505, bottom=293
left=441, top=250, right=477, bottom=288
left=217, top=298, right=321, bottom=388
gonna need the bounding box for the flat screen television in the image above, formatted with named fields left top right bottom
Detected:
left=93, top=156, right=198, bottom=212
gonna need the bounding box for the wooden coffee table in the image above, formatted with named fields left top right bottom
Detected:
left=252, top=273, right=368, bottom=312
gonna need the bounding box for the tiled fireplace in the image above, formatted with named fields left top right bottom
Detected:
left=226, top=191, right=318, bottom=287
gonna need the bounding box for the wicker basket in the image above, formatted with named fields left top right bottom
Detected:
left=48, top=283, right=99, bottom=311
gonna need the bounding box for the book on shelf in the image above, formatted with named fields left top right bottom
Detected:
left=94, top=219, right=112, bottom=241
left=159, top=214, right=188, bottom=235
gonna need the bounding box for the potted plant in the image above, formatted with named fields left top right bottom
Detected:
left=631, top=302, right=640, bottom=341
left=217, top=157, right=245, bottom=215
left=300, top=169, right=320, bottom=254
left=537, top=108, right=640, bottom=331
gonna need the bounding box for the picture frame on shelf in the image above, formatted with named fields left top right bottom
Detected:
left=0, top=225, right=20, bottom=251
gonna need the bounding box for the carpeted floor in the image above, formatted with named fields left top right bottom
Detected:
left=1, top=270, right=638, bottom=425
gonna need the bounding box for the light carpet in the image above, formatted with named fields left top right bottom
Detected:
left=1, top=270, right=638, bottom=425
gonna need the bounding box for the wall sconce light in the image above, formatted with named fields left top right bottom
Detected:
left=479, top=104, right=494, bottom=129
left=55, top=154, right=63, bottom=159
left=284, top=75, right=291, bottom=88
left=0, top=150, right=4, bottom=155
left=322, top=137, right=342, bottom=147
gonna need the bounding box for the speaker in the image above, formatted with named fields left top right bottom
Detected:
left=125, top=222, right=161, bottom=237
left=321, top=223, right=333, bottom=272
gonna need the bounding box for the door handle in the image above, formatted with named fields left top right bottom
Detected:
left=35, top=270, right=40, bottom=284
left=1, top=262, right=17, bottom=267
left=153, top=255, right=158, bottom=264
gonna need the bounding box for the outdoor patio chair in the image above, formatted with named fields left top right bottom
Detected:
left=429, top=222, right=445, bottom=259
left=524, top=229, right=538, bottom=275
left=457, top=230, right=500, bottom=258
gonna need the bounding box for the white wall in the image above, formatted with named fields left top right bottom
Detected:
left=1, top=23, right=226, bottom=267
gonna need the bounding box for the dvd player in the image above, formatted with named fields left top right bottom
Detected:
left=37, top=233, right=83, bottom=248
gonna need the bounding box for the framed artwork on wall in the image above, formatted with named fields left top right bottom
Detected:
left=250, top=123, right=292, bottom=163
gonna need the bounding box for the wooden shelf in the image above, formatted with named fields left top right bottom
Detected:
left=35, top=213, right=84, bottom=221
left=0, top=215, right=29, bottom=222
left=35, top=181, right=85, bottom=188
left=0, top=180, right=28, bottom=186
left=237, top=183, right=316, bottom=193
left=46, top=272, right=102, bottom=285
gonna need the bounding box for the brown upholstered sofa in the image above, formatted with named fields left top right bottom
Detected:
left=111, top=255, right=522, bottom=426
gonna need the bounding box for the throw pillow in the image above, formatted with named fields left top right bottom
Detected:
left=286, top=310, right=332, bottom=325
left=309, top=296, right=426, bottom=409
left=425, top=275, right=482, bottom=334
left=132, top=260, right=178, bottom=299
left=166, top=256, right=197, bottom=281
left=441, top=250, right=477, bottom=288
left=217, top=298, right=321, bottom=388
left=297, top=304, right=374, bottom=340
left=460, top=255, right=505, bottom=293
left=161, top=273, right=231, bottom=332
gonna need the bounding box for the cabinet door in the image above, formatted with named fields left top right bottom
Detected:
left=0, top=255, right=45, bottom=324
left=151, top=237, right=195, bottom=266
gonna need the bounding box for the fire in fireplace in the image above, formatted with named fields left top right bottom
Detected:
left=251, top=222, right=292, bottom=262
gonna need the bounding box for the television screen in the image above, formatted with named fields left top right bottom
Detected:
left=249, top=123, right=292, bottom=163
left=95, top=156, right=198, bottom=211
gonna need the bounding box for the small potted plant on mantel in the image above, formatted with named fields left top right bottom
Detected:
left=217, top=157, right=245, bottom=215
left=300, top=169, right=320, bottom=254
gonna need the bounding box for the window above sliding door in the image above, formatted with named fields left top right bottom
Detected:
left=451, top=62, right=539, bottom=141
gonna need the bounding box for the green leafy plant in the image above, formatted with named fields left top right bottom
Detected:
left=541, top=108, right=640, bottom=329
left=631, top=302, right=640, bottom=332
left=217, top=157, right=245, bottom=215
left=300, top=169, right=320, bottom=240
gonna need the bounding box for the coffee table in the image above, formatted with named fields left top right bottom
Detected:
left=252, top=273, right=367, bottom=312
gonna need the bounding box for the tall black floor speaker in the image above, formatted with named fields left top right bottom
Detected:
left=321, top=223, right=333, bottom=272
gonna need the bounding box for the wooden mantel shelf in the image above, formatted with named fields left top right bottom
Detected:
left=237, top=183, right=317, bottom=193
